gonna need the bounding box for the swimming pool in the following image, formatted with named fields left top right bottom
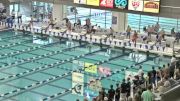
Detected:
left=0, top=30, right=170, bottom=101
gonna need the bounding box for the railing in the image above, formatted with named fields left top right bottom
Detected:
left=161, top=79, right=180, bottom=101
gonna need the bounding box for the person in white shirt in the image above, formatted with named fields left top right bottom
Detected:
left=171, top=55, right=176, bottom=65
left=163, top=77, right=171, bottom=88
left=155, top=22, right=160, bottom=33
left=28, top=15, right=34, bottom=28
left=66, top=19, right=72, bottom=31
left=138, top=66, right=143, bottom=77
left=146, top=25, right=151, bottom=40
left=11, top=9, right=15, bottom=20
left=17, top=11, right=22, bottom=23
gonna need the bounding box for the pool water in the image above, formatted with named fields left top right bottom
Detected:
left=0, top=30, right=170, bottom=101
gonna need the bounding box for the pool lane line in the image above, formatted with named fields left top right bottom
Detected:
left=0, top=47, right=106, bottom=84
left=0, top=41, right=60, bottom=59
left=0, top=48, right=108, bottom=99
left=0, top=43, right=86, bottom=71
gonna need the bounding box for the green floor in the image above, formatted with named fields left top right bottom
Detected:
left=0, top=30, right=170, bottom=101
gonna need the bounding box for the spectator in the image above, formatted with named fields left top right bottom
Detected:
left=126, top=78, right=131, bottom=98
left=91, top=24, right=98, bottom=34
left=120, top=79, right=127, bottom=101
left=171, top=55, right=176, bottom=65
left=175, top=32, right=180, bottom=43
left=157, top=81, right=165, bottom=94
left=134, top=90, right=142, bottom=101
left=174, top=68, right=180, bottom=80
left=143, top=26, right=147, bottom=32
left=28, top=15, right=34, bottom=28
left=159, top=28, right=165, bottom=40
left=163, top=63, right=170, bottom=78
left=101, top=88, right=106, bottom=99
left=108, top=85, right=115, bottom=101
left=151, top=66, right=157, bottom=87
left=115, top=83, right=120, bottom=101
left=96, top=91, right=103, bottom=101
left=128, top=96, right=133, bottom=101
left=147, top=25, right=151, bottom=39
left=109, top=27, right=114, bottom=38
left=163, top=77, right=171, bottom=89
left=154, top=22, right=160, bottom=32
left=126, top=25, right=131, bottom=39
left=66, top=19, right=72, bottom=31
left=171, top=28, right=175, bottom=37
left=141, top=85, right=154, bottom=101
left=132, top=30, right=138, bottom=47
left=169, top=63, right=176, bottom=79
left=17, top=11, right=22, bottom=23
left=150, top=25, right=155, bottom=34
left=156, top=67, right=162, bottom=82
left=104, top=96, right=108, bottom=101
left=147, top=71, right=152, bottom=85
left=138, top=66, right=143, bottom=77
left=77, top=19, right=81, bottom=26
left=11, top=9, right=15, bottom=20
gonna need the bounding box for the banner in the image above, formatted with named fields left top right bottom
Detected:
left=72, top=72, right=84, bottom=96
left=114, top=0, right=128, bottom=9
left=86, top=0, right=100, bottom=6
left=100, top=0, right=114, bottom=8
left=74, top=0, right=87, bottom=4
left=143, top=0, right=160, bottom=13
left=128, top=0, right=144, bottom=11
left=84, top=62, right=97, bottom=74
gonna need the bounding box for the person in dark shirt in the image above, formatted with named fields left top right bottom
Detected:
left=147, top=71, right=152, bottom=85
left=151, top=66, right=157, bottom=86
left=108, top=85, right=115, bottom=101
left=115, top=83, right=120, bottom=101
left=170, top=63, right=175, bottom=79
left=121, top=79, right=127, bottom=100
left=101, top=88, right=106, bottom=99
left=126, top=78, right=131, bottom=98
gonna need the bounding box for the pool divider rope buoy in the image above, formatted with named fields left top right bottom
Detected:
left=0, top=48, right=108, bottom=99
